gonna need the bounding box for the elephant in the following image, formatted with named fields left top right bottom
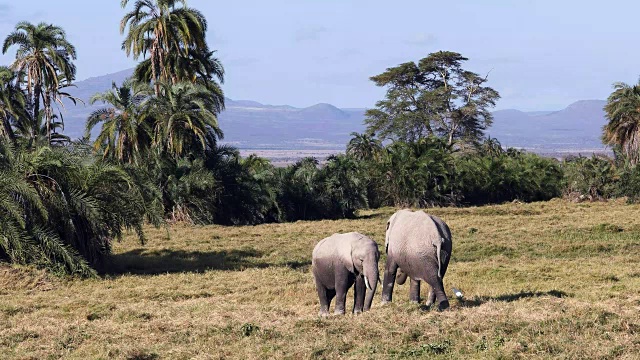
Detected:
left=381, top=209, right=452, bottom=310
left=312, top=232, right=380, bottom=316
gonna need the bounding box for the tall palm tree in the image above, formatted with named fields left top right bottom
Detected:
left=120, top=0, right=207, bottom=95
left=603, top=80, right=640, bottom=166
left=146, top=81, right=223, bottom=157
left=2, top=22, right=77, bottom=144
left=134, top=43, right=225, bottom=111
left=0, top=66, right=28, bottom=144
left=86, top=78, right=153, bottom=164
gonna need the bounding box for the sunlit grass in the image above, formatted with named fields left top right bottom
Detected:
left=1, top=199, right=639, bottom=359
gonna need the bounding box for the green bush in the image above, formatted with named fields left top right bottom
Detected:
left=614, top=165, right=640, bottom=202
left=0, top=142, right=159, bottom=275
left=561, top=155, right=618, bottom=200
left=455, top=150, right=563, bottom=205
left=375, top=137, right=455, bottom=207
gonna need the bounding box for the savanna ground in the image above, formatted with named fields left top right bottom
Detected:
left=1, top=200, right=639, bottom=359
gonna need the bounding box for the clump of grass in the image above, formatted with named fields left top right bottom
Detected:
left=592, top=223, right=624, bottom=233
left=126, top=350, right=160, bottom=360
left=392, top=339, right=451, bottom=358
left=86, top=303, right=116, bottom=321
left=1, top=330, right=39, bottom=347
left=240, top=323, right=260, bottom=337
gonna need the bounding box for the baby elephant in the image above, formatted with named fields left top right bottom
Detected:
left=312, top=232, right=380, bottom=316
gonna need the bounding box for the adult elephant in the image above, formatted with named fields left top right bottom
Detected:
left=381, top=209, right=452, bottom=310
left=312, top=232, right=380, bottom=316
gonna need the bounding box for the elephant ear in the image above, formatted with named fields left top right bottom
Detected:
left=385, top=213, right=398, bottom=254
left=337, top=235, right=356, bottom=273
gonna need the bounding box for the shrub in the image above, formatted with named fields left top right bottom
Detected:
left=615, top=164, right=640, bottom=203
left=455, top=150, right=563, bottom=205
left=561, top=155, right=618, bottom=200
left=0, top=142, right=158, bottom=275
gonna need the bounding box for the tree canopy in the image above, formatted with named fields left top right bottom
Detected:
left=364, top=51, right=500, bottom=146
left=603, top=80, right=640, bottom=166
left=2, top=21, right=78, bottom=146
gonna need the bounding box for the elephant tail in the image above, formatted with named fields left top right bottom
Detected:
left=431, top=237, right=445, bottom=278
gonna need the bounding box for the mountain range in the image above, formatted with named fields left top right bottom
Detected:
left=59, top=68, right=610, bottom=155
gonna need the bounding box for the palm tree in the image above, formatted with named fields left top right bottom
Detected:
left=321, top=154, right=368, bottom=218
left=0, top=66, right=28, bottom=144
left=2, top=22, right=77, bottom=144
left=0, top=142, right=160, bottom=275
left=86, top=78, right=153, bottom=164
left=478, top=136, right=504, bottom=158
left=380, top=137, right=453, bottom=207
left=603, top=80, right=640, bottom=166
left=120, top=0, right=208, bottom=95
left=346, top=132, right=383, bottom=161
left=42, top=80, right=82, bottom=142
left=156, top=155, right=217, bottom=223
left=134, top=43, right=225, bottom=112
left=146, top=81, right=223, bottom=157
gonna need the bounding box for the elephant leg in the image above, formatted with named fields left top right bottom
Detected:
left=334, top=270, right=352, bottom=315
left=334, top=288, right=348, bottom=315
left=327, top=289, right=336, bottom=307
left=409, top=278, right=421, bottom=303
left=424, top=276, right=449, bottom=311
left=425, top=284, right=436, bottom=307
left=353, top=276, right=365, bottom=314
left=381, top=257, right=399, bottom=304
left=315, top=277, right=331, bottom=317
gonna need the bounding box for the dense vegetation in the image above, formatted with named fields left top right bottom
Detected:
left=1, top=2, right=640, bottom=277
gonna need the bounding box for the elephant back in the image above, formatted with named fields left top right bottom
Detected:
left=428, top=214, right=452, bottom=249
left=312, top=232, right=360, bottom=273
left=386, top=210, right=440, bottom=256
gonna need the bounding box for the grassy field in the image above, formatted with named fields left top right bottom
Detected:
left=1, top=199, right=639, bottom=359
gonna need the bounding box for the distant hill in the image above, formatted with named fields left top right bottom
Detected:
left=60, top=69, right=366, bottom=149
left=59, top=68, right=610, bottom=153
left=488, top=100, right=609, bottom=154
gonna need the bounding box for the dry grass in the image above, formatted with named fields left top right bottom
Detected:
left=1, top=199, right=640, bottom=359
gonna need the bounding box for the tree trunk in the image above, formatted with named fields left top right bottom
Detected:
left=33, top=83, right=42, bottom=143
left=1, top=117, right=16, bottom=144
left=151, top=42, right=160, bottom=96
left=44, top=89, right=51, bottom=145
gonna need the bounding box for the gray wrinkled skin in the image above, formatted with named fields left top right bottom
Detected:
left=381, top=210, right=452, bottom=310
left=312, top=232, right=380, bottom=316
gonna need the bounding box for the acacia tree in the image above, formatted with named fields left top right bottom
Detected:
left=365, top=51, right=500, bottom=146
left=603, top=80, right=640, bottom=166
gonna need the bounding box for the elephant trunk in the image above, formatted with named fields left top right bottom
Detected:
left=363, top=260, right=379, bottom=311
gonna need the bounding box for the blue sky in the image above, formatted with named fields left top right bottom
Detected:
left=0, top=0, right=638, bottom=110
